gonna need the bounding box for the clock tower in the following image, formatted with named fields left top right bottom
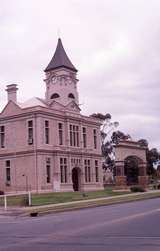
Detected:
left=44, top=38, right=79, bottom=107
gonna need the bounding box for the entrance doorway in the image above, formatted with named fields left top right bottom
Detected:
left=72, top=167, right=81, bottom=191
left=124, top=156, right=139, bottom=185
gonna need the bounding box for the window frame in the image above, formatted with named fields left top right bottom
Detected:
left=82, top=127, right=87, bottom=148
left=95, top=160, right=99, bottom=182
left=46, top=157, right=51, bottom=183
left=69, top=124, right=79, bottom=147
left=84, top=159, right=91, bottom=183
left=0, top=125, right=5, bottom=148
left=45, top=120, right=50, bottom=144
left=58, top=123, right=63, bottom=145
left=60, top=157, right=68, bottom=183
left=93, top=129, right=97, bottom=149
left=28, top=120, right=33, bottom=145
left=5, top=160, right=11, bottom=186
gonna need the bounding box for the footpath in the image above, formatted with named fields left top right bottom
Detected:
left=0, top=190, right=159, bottom=218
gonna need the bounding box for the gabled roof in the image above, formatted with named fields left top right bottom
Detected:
left=18, top=97, right=48, bottom=108
left=44, top=38, right=77, bottom=73
left=0, top=100, right=22, bottom=116
left=65, top=100, right=81, bottom=112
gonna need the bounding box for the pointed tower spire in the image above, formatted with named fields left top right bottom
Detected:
left=44, top=38, right=77, bottom=72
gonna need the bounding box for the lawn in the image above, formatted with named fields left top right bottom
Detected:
left=31, top=189, right=130, bottom=206
left=0, top=189, right=131, bottom=207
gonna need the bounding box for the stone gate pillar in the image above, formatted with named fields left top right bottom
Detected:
left=138, top=162, right=148, bottom=187
left=115, top=161, right=126, bottom=187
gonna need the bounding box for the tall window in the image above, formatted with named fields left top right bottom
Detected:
left=93, top=129, right=97, bottom=149
left=82, top=127, right=87, bottom=148
left=95, top=160, right=99, bottom=182
left=28, top=120, right=33, bottom=145
left=58, top=123, right=63, bottom=145
left=70, top=125, right=79, bottom=147
left=45, top=120, right=49, bottom=144
left=46, top=158, right=51, bottom=183
left=6, top=160, right=11, bottom=186
left=0, top=126, right=5, bottom=148
left=60, top=158, right=67, bottom=183
left=84, top=159, right=91, bottom=183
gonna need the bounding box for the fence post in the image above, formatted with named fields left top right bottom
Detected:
left=4, top=195, right=7, bottom=210
left=28, top=191, right=32, bottom=206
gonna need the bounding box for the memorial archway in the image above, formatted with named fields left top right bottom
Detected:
left=114, top=140, right=148, bottom=187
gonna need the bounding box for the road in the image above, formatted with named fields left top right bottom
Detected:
left=0, top=198, right=160, bottom=251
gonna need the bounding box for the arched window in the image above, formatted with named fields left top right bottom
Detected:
left=68, top=93, right=75, bottom=99
left=50, top=93, right=60, bottom=99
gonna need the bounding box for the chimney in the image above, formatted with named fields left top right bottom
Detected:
left=6, top=84, right=18, bottom=103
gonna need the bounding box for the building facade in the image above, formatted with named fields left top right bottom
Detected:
left=0, top=39, right=103, bottom=193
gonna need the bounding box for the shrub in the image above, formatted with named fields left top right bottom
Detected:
left=153, top=185, right=157, bottom=190
left=157, top=184, right=160, bottom=190
left=153, top=183, right=160, bottom=190
left=130, top=186, right=145, bottom=193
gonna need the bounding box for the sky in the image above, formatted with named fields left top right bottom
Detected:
left=0, top=0, right=160, bottom=150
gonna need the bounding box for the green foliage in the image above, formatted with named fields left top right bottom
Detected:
left=90, top=113, right=111, bottom=120
left=0, top=190, right=131, bottom=207
left=138, top=139, right=148, bottom=147
left=152, top=183, right=160, bottom=190
left=0, top=194, right=28, bottom=207
left=112, top=131, right=131, bottom=144
left=158, top=184, right=160, bottom=189
left=137, top=138, right=160, bottom=176
left=29, top=190, right=130, bottom=206
left=146, top=148, right=160, bottom=176
left=130, top=186, right=145, bottom=193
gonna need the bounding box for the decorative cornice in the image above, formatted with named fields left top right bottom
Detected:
left=0, top=149, right=102, bottom=158
left=0, top=107, right=101, bottom=126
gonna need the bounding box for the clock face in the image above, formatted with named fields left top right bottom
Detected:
left=51, top=76, right=57, bottom=84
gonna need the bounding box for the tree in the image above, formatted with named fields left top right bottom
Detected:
left=93, top=112, right=160, bottom=181
left=137, top=138, right=160, bottom=176
left=100, top=114, right=119, bottom=172
left=138, top=139, right=148, bottom=148
left=146, top=148, right=160, bottom=176
left=90, top=113, right=111, bottom=121
left=112, top=131, right=131, bottom=144
left=99, top=113, right=133, bottom=173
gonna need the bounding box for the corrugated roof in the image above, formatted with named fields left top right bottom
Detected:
left=44, top=38, right=77, bottom=72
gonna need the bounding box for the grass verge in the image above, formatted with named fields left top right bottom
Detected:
left=26, top=191, right=160, bottom=216
left=0, top=189, right=130, bottom=207
left=31, top=189, right=130, bottom=206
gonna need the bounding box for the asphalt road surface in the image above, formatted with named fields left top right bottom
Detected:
left=0, top=198, right=160, bottom=251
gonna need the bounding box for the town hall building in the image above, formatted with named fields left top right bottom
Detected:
left=0, top=38, right=103, bottom=192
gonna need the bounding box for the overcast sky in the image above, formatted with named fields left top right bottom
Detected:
left=0, top=0, right=160, bottom=150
